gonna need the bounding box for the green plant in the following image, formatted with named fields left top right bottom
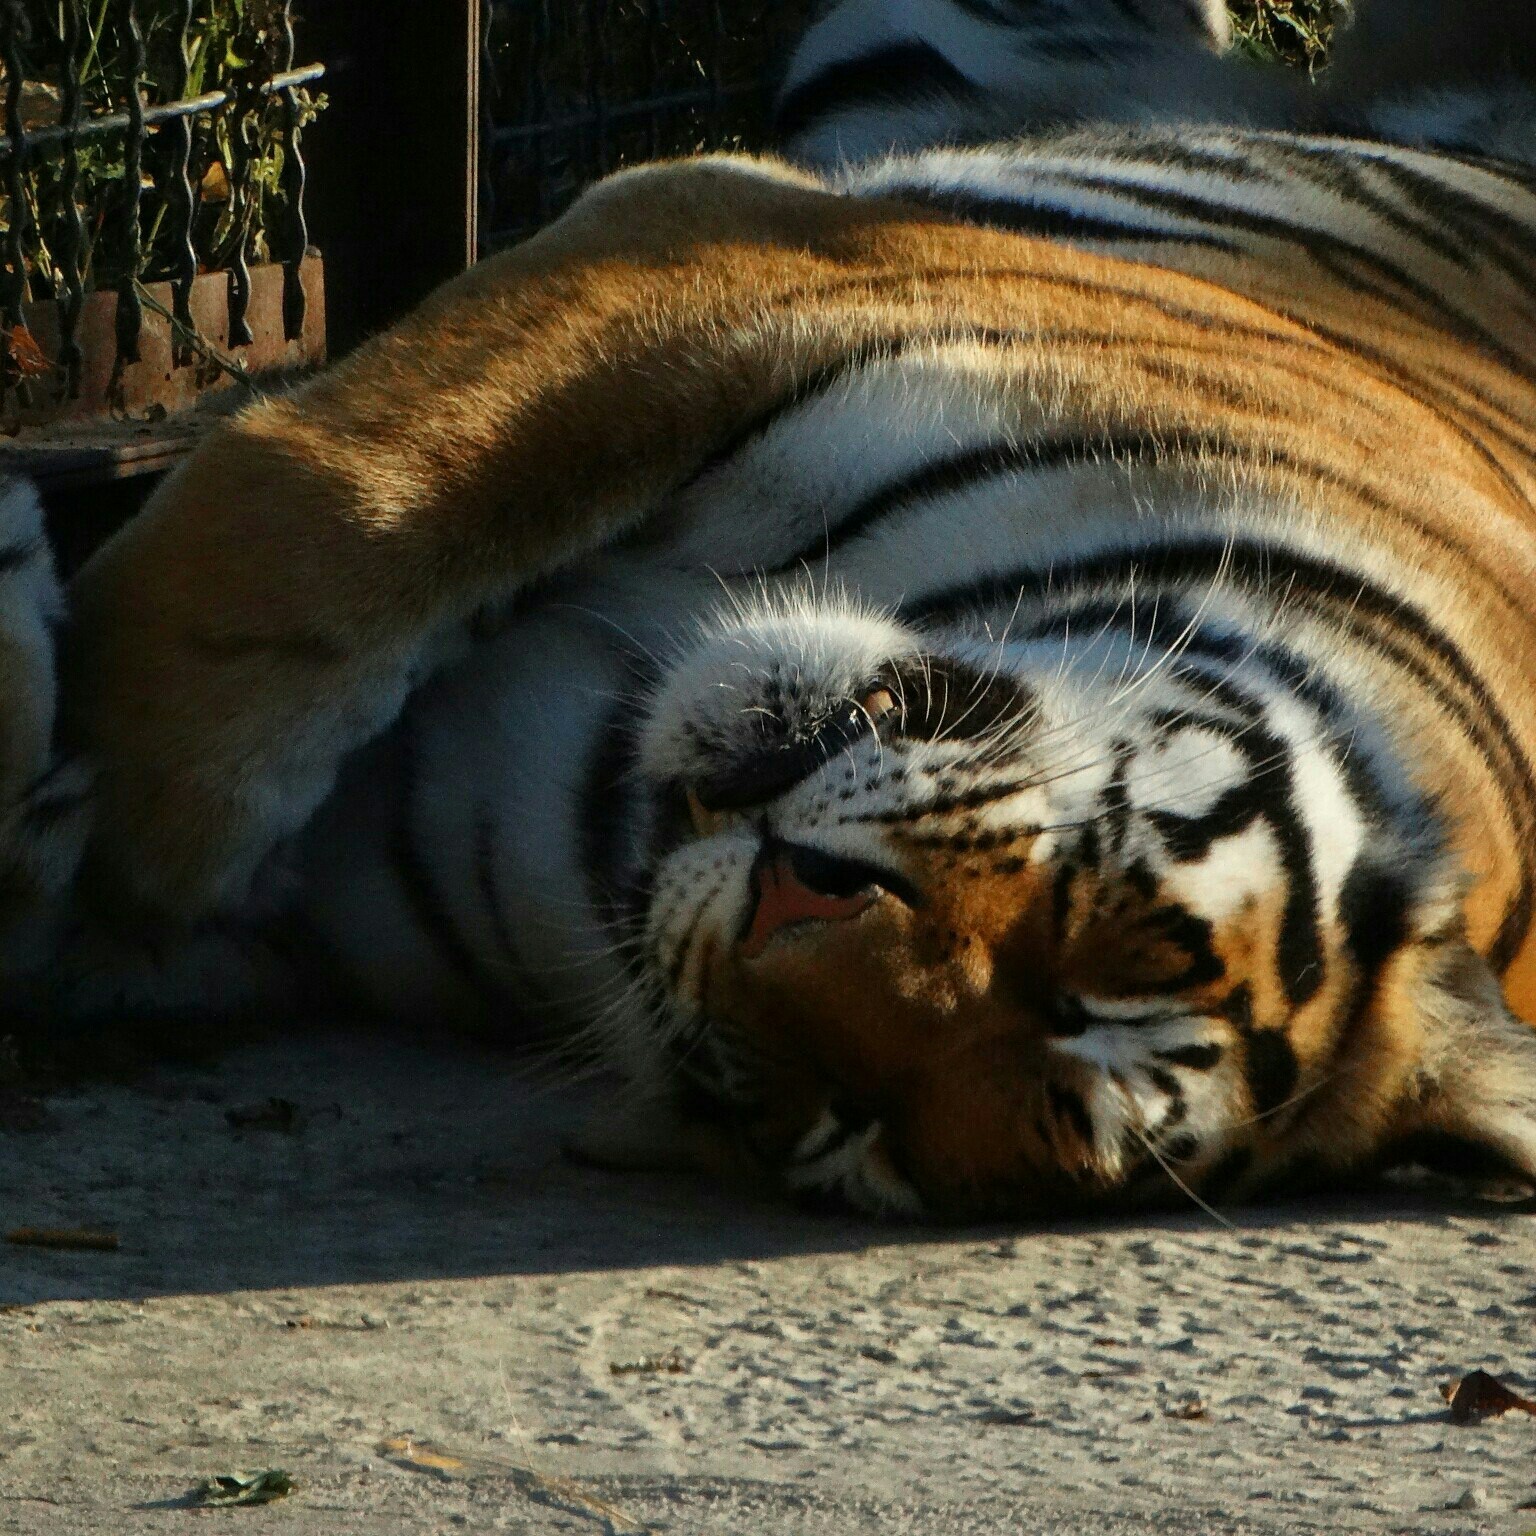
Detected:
left=1228, top=0, right=1349, bottom=70
left=2, top=0, right=324, bottom=303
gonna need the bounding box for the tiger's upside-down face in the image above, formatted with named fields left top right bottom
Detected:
left=617, top=592, right=1536, bottom=1220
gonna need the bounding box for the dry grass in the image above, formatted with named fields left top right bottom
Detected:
left=1228, top=0, right=1349, bottom=70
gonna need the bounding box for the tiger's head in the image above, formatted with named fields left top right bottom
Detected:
left=592, top=585, right=1536, bottom=1221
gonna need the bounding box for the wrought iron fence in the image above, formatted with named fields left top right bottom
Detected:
left=481, top=0, right=816, bottom=251
left=0, top=0, right=324, bottom=430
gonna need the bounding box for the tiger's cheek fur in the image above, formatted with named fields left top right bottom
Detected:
left=696, top=849, right=1268, bottom=1209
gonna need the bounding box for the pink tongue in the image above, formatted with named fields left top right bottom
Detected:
left=740, top=852, right=877, bottom=958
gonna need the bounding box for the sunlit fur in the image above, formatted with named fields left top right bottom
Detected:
left=8, top=0, right=1536, bottom=1220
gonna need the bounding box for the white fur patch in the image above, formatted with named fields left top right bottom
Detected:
left=784, top=1118, right=926, bottom=1217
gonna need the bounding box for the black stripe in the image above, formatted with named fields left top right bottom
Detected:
left=859, top=775, right=1041, bottom=824
left=1149, top=781, right=1266, bottom=863
left=1042, top=166, right=1536, bottom=382
left=686, top=334, right=920, bottom=487
left=1147, top=1065, right=1187, bottom=1126
left=20, top=753, right=84, bottom=800
left=474, top=808, right=523, bottom=970
left=909, top=537, right=1536, bottom=969
left=947, top=0, right=1022, bottom=22
left=1156, top=1041, right=1223, bottom=1071
left=1242, top=1028, right=1300, bottom=1119
left=1037, top=589, right=1458, bottom=845
left=0, top=538, right=40, bottom=575
left=389, top=726, right=505, bottom=1003
left=1103, top=0, right=1151, bottom=24
left=1139, top=904, right=1223, bottom=992
left=756, top=413, right=1482, bottom=600
left=691, top=258, right=1536, bottom=509
left=1021, top=131, right=1536, bottom=365
left=859, top=182, right=1245, bottom=252
left=1049, top=1084, right=1095, bottom=1146
left=579, top=697, right=647, bottom=918
left=1100, top=740, right=1134, bottom=853
left=1364, top=154, right=1536, bottom=306
left=1023, top=32, right=1142, bottom=63
left=775, top=42, right=979, bottom=142
left=1147, top=660, right=1325, bottom=1010
left=18, top=784, right=91, bottom=830
left=1251, top=140, right=1479, bottom=273
left=759, top=256, right=1536, bottom=458
left=762, top=431, right=1190, bottom=579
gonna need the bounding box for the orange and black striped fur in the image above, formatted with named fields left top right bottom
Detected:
left=5, top=0, right=1536, bottom=1218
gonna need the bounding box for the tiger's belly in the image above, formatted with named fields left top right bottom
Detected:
left=295, top=561, right=706, bottom=1061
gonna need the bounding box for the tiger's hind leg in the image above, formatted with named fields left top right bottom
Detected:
left=0, top=479, right=92, bottom=977
left=1323, top=0, right=1536, bottom=163
left=774, top=0, right=1309, bottom=168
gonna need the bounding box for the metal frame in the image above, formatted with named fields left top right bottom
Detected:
left=0, top=0, right=324, bottom=413
left=479, top=0, right=812, bottom=251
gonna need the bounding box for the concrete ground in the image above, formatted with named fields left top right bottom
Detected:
left=3, top=1028, right=1535, bottom=1534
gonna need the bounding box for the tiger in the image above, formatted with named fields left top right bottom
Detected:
left=4, top=0, right=1536, bottom=1221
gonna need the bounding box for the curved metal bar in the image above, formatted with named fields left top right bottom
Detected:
left=224, top=43, right=262, bottom=347
left=164, top=0, right=200, bottom=361
left=116, top=0, right=147, bottom=365
left=55, top=0, right=88, bottom=395
left=0, top=0, right=33, bottom=337
left=277, top=0, right=309, bottom=342
left=478, top=0, right=498, bottom=246
left=0, top=69, right=325, bottom=156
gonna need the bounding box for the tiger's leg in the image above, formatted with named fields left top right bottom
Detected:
left=62, top=158, right=985, bottom=921
left=774, top=0, right=1309, bottom=168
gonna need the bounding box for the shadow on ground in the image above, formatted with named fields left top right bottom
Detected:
left=0, top=1026, right=1503, bottom=1306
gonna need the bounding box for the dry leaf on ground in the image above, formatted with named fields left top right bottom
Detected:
left=195, top=1470, right=293, bottom=1506
left=5, top=327, right=51, bottom=379
left=610, top=1347, right=691, bottom=1376
left=379, top=1436, right=468, bottom=1478
left=1441, top=1369, right=1536, bottom=1424
left=377, top=1436, right=641, bottom=1530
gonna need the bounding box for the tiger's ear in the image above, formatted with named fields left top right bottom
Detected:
left=1375, top=939, right=1536, bottom=1192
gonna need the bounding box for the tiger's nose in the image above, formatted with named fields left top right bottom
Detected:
left=739, top=842, right=881, bottom=958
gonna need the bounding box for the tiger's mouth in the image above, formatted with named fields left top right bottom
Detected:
left=736, top=839, right=922, bottom=957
